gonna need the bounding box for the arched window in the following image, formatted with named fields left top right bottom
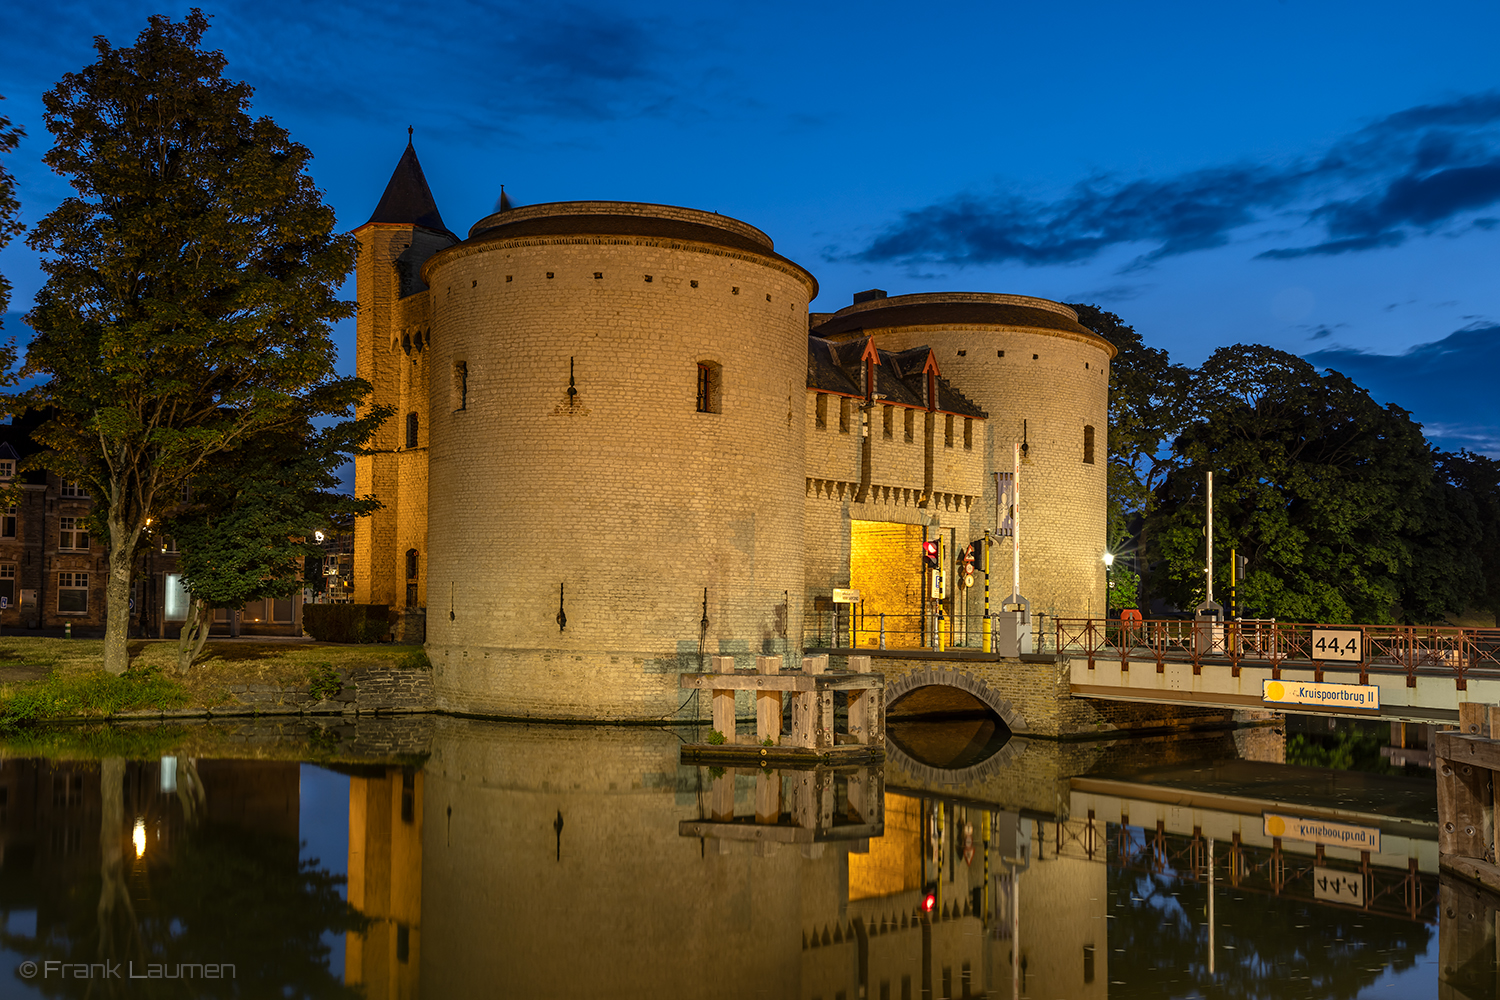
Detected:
left=696, top=361, right=722, bottom=414
left=406, top=412, right=419, bottom=448
left=1083, top=425, right=1095, bottom=464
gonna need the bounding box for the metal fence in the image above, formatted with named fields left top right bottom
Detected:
left=802, top=606, right=1070, bottom=653
left=1056, top=617, right=1500, bottom=689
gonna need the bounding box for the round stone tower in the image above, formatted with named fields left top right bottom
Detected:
left=812, top=293, right=1115, bottom=620
left=422, top=202, right=818, bottom=719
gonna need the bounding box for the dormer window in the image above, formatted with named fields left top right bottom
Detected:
left=0, top=460, right=13, bottom=479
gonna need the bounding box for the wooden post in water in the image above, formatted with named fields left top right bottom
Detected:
left=1436, top=705, right=1500, bottom=892
left=756, top=655, right=783, bottom=746
left=711, top=655, right=737, bottom=744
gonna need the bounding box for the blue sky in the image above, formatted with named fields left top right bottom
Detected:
left=2, top=0, right=1498, bottom=454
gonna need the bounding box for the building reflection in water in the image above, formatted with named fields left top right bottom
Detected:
left=345, top=766, right=423, bottom=998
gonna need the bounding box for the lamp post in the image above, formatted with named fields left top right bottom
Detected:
left=1101, top=551, right=1115, bottom=619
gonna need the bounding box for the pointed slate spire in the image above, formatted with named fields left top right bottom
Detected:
left=365, top=128, right=457, bottom=240
left=495, top=184, right=515, bottom=213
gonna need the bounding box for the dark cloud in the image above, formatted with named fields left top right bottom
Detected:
left=1304, top=324, right=1343, bottom=341
left=856, top=92, right=1500, bottom=270
left=1307, top=323, right=1500, bottom=457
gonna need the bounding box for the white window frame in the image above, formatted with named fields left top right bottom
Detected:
left=61, top=480, right=87, bottom=498
left=59, top=516, right=89, bottom=550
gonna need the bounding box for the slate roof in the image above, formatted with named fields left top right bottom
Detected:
left=365, top=140, right=458, bottom=241
left=466, top=212, right=776, bottom=256
left=812, top=299, right=1098, bottom=341
left=806, top=337, right=987, bottom=418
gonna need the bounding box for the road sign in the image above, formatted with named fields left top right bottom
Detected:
left=1312, top=866, right=1364, bottom=904
left=1263, top=813, right=1381, bottom=851
left=1311, top=628, right=1361, bottom=661
left=832, top=589, right=861, bottom=604
left=1262, top=678, right=1379, bottom=711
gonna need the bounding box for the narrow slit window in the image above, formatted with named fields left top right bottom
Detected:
left=1083, top=425, right=1095, bottom=464
left=882, top=405, right=894, bottom=439
left=696, top=361, right=722, bottom=413
left=904, top=409, right=914, bottom=443
left=816, top=394, right=828, bottom=429
left=964, top=417, right=973, bottom=450
left=839, top=398, right=851, bottom=433
left=406, top=412, right=420, bottom=448
left=452, top=360, right=468, bottom=411
left=944, top=414, right=954, bottom=447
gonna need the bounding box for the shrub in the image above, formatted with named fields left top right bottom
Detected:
left=302, top=604, right=391, bottom=643
left=706, top=729, right=726, bottom=745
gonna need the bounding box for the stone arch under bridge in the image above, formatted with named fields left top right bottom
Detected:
left=882, top=666, right=1031, bottom=784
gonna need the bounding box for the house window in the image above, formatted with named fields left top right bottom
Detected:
left=161, top=536, right=178, bottom=554
left=1083, top=425, right=1096, bottom=465
left=2, top=507, right=14, bottom=538
left=944, top=414, right=954, bottom=447
left=904, top=409, right=914, bottom=443
left=58, top=572, right=88, bottom=614
left=59, top=517, right=88, bottom=550
left=406, top=548, right=419, bottom=579
left=964, top=418, right=973, bottom=450
left=452, top=360, right=468, bottom=411
left=0, top=460, right=12, bottom=479
left=0, top=564, right=14, bottom=606
left=696, top=362, right=722, bottom=414
left=839, top=399, right=851, bottom=434
left=882, top=405, right=894, bottom=439
left=61, top=480, right=87, bottom=498
left=406, top=412, right=419, bottom=449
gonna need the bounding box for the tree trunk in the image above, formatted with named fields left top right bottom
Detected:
left=97, top=757, right=137, bottom=957
left=176, top=596, right=212, bottom=674
left=103, top=515, right=141, bottom=676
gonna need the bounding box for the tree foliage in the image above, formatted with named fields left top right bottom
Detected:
left=17, top=11, right=375, bottom=672
left=0, top=96, right=22, bottom=337
left=166, top=411, right=382, bottom=671
left=1144, top=345, right=1484, bottom=624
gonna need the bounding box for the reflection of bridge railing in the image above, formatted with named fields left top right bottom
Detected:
left=1056, top=617, right=1500, bottom=690
left=1048, top=813, right=1435, bottom=923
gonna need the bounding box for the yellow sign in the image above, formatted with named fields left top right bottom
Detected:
left=832, top=589, right=861, bottom=604
left=1264, top=813, right=1381, bottom=851
left=1262, top=679, right=1379, bottom=710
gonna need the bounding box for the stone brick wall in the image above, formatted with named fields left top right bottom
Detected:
left=420, top=204, right=817, bottom=720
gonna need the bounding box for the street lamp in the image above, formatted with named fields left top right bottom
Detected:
left=1101, top=551, right=1114, bottom=618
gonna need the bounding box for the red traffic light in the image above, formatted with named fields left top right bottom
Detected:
left=922, top=540, right=940, bottom=569
left=922, top=891, right=937, bottom=913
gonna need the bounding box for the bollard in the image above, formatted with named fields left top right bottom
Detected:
left=65, top=621, right=72, bottom=639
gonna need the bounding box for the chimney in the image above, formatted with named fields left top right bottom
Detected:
left=852, top=289, right=887, bottom=305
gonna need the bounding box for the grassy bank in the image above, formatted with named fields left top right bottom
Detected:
left=0, top=637, right=428, bottom=726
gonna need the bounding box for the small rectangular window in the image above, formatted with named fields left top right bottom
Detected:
left=1083, top=425, right=1096, bottom=465
left=0, top=564, right=14, bottom=606
left=406, top=412, right=420, bottom=449
left=815, top=394, right=828, bottom=429
left=882, top=405, right=893, bottom=439
left=944, top=414, right=954, bottom=448
left=2, top=506, right=14, bottom=538
left=904, top=409, right=914, bottom=443
left=59, top=517, right=89, bottom=550
left=58, top=572, right=88, bottom=614
left=964, top=418, right=973, bottom=450
left=61, top=480, right=86, bottom=498
left=839, top=398, right=851, bottom=434
left=0, top=460, right=13, bottom=479
left=1083, top=945, right=1095, bottom=984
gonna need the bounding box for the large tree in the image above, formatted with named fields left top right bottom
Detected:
left=1144, top=345, right=1478, bottom=623
left=19, top=11, right=369, bottom=673
left=167, top=411, right=382, bottom=672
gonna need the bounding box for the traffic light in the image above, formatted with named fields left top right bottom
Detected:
left=921, top=884, right=938, bottom=915
left=922, top=539, right=939, bottom=569
left=1235, top=553, right=1249, bottom=582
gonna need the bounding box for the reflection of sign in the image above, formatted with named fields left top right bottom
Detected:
left=1312, top=628, right=1362, bottom=661
left=1264, top=813, right=1381, bottom=851
left=1263, top=679, right=1379, bottom=710
left=832, top=589, right=861, bottom=604
left=1313, top=866, right=1364, bottom=903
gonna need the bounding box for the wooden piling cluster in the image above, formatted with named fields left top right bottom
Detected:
left=1436, top=703, right=1500, bottom=892
left=679, top=654, right=885, bottom=764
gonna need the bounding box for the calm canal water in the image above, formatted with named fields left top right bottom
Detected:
left=0, top=716, right=1479, bottom=999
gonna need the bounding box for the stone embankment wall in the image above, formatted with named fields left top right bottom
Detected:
left=124, top=666, right=435, bottom=720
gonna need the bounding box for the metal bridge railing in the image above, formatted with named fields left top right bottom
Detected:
left=803, top=607, right=1061, bottom=653
left=1057, top=617, right=1500, bottom=689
